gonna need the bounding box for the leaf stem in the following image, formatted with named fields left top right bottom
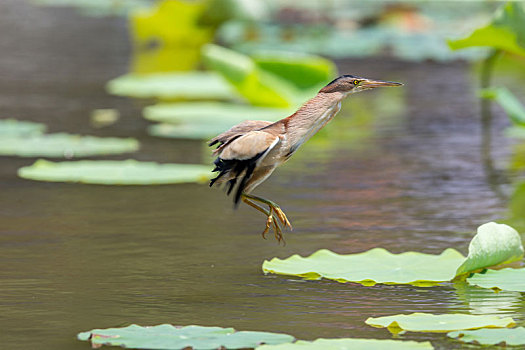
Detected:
left=480, top=49, right=506, bottom=199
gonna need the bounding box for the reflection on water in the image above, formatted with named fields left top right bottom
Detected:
left=454, top=283, right=525, bottom=318
left=1, top=2, right=524, bottom=350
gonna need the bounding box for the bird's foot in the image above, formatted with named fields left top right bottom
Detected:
left=242, top=194, right=292, bottom=244
left=260, top=207, right=284, bottom=243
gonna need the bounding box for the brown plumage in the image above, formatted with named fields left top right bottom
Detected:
left=209, top=74, right=402, bottom=242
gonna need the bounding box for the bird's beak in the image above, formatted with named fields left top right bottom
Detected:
left=360, top=79, right=403, bottom=89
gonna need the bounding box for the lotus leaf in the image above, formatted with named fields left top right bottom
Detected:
left=467, top=268, right=525, bottom=292
left=481, top=87, right=525, bottom=126
left=0, top=133, right=138, bottom=158
left=77, top=324, right=295, bottom=349
left=106, top=72, right=236, bottom=100
left=455, top=222, right=523, bottom=277
left=202, top=44, right=300, bottom=108
left=90, top=109, right=120, bottom=128
left=252, top=51, right=337, bottom=90
left=130, top=0, right=213, bottom=73
left=147, top=123, right=229, bottom=140
left=220, top=21, right=485, bottom=62
left=0, top=118, right=46, bottom=136
left=448, top=327, right=525, bottom=346
left=201, top=0, right=269, bottom=26
left=505, top=126, right=525, bottom=139
left=448, top=3, right=525, bottom=56
left=257, top=338, right=433, bottom=350
left=365, top=313, right=515, bottom=335
left=143, top=102, right=289, bottom=125
left=18, top=160, right=210, bottom=185
left=263, top=223, right=523, bottom=286
left=263, top=248, right=465, bottom=286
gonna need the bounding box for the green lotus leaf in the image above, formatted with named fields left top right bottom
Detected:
left=263, top=248, right=466, bottom=286
left=448, top=327, right=525, bottom=346
left=365, top=313, right=515, bottom=335
left=90, top=109, right=120, bottom=128
left=448, top=3, right=525, bottom=56
left=257, top=338, right=433, bottom=350
left=202, top=44, right=300, bottom=108
left=467, top=268, right=525, bottom=292
left=263, top=223, right=523, bottom=286
left=480, top=87, right=525, bottom=126
left=144, top=102, right=290, bottom=125
left=252, top=50, right=337, bottom=90
left=0, top=133, right=138, bottom=158
left=106, top=71, right=236, bottom=100
left=77, top=324, right=294, bottom=349
left=505, top=126, right=525, bottom=139
left=455, top=222, right=524, bottom=277
left=449, top=25, right=525, bottom=56
left=18, top=160, right=211, bottom=185
left=147, top=123, right=229, bottom=140
left=0, top=118, right=46, bottom=136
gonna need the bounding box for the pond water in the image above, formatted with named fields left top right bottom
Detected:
left=1, top=1, right=524, bottom=350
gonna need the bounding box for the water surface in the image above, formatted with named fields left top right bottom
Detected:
left=1, top=1, right=523, bottom=349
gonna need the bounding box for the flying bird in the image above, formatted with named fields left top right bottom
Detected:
left=209, top=75, right=402, bottom=242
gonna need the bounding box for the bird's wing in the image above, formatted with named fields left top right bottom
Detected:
left=208, top=120, right=273, bottom=150
left=219, top=130, right=279, bottom=161
left=210, top=130, right=280, bottom=205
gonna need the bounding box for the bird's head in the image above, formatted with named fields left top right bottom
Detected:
left=320, top=74, right=402, bottom=94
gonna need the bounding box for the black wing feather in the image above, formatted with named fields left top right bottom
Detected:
left=209, top=151, right=266, bottom=207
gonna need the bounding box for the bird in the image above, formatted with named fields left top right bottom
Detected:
left=209, top=74, right=402, bottom=243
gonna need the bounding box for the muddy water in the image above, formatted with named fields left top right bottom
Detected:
left=1, top=1, right=524, bottom=350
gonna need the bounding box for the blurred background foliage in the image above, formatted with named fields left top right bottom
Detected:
left=15, top=0, right=525, bottom=201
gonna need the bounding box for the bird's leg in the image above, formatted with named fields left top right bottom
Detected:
left=242, top=193, right=293, bottom=230
left=242, top=196, right=285, bottom=243
left=242, top=196, right=282, bottom=242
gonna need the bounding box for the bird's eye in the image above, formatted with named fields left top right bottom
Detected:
left=353, top=80, right=360, bottom=85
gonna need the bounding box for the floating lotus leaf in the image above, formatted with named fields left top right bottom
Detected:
left=481, top=87, right=525, bottom=126
left=77, top=324, right=295, bottom=349
left=455, top=222, right=524, bottom=277
left=448, top=3, right=525, bottom=56
left=0, top=118, right=46, bottom=136
left=467, top=268, right=525, bottom=292
left=220, top=21, right=485, bottom=62
left=263, top=223, right=523, bottom=286
left=106, top=72, right=236, bottom=100
left=18, top=160, right=210, bottom=185
left=365, top=313, right=515, bottom=335
left=263, top=248, right=465, bottom=286
left=448, top=327, right=525, bottom=346
left=252, top=51, right=337, bottom=90
left=0, top=133, right=138, bottom=158
left=90, top=109, right=120, bottom=128
left=144, top=102, right=289, bottom=125
left=257, top=338, right=433, bottom=350
left=147, top=123, right=229, bottom=140
left=202, top=44, right=300, bottom=108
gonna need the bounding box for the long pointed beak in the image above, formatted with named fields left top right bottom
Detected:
left=361, top=79, right=403, bottom=89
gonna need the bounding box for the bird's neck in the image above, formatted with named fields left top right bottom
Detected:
left=283, top=91, right=347, bottom=152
